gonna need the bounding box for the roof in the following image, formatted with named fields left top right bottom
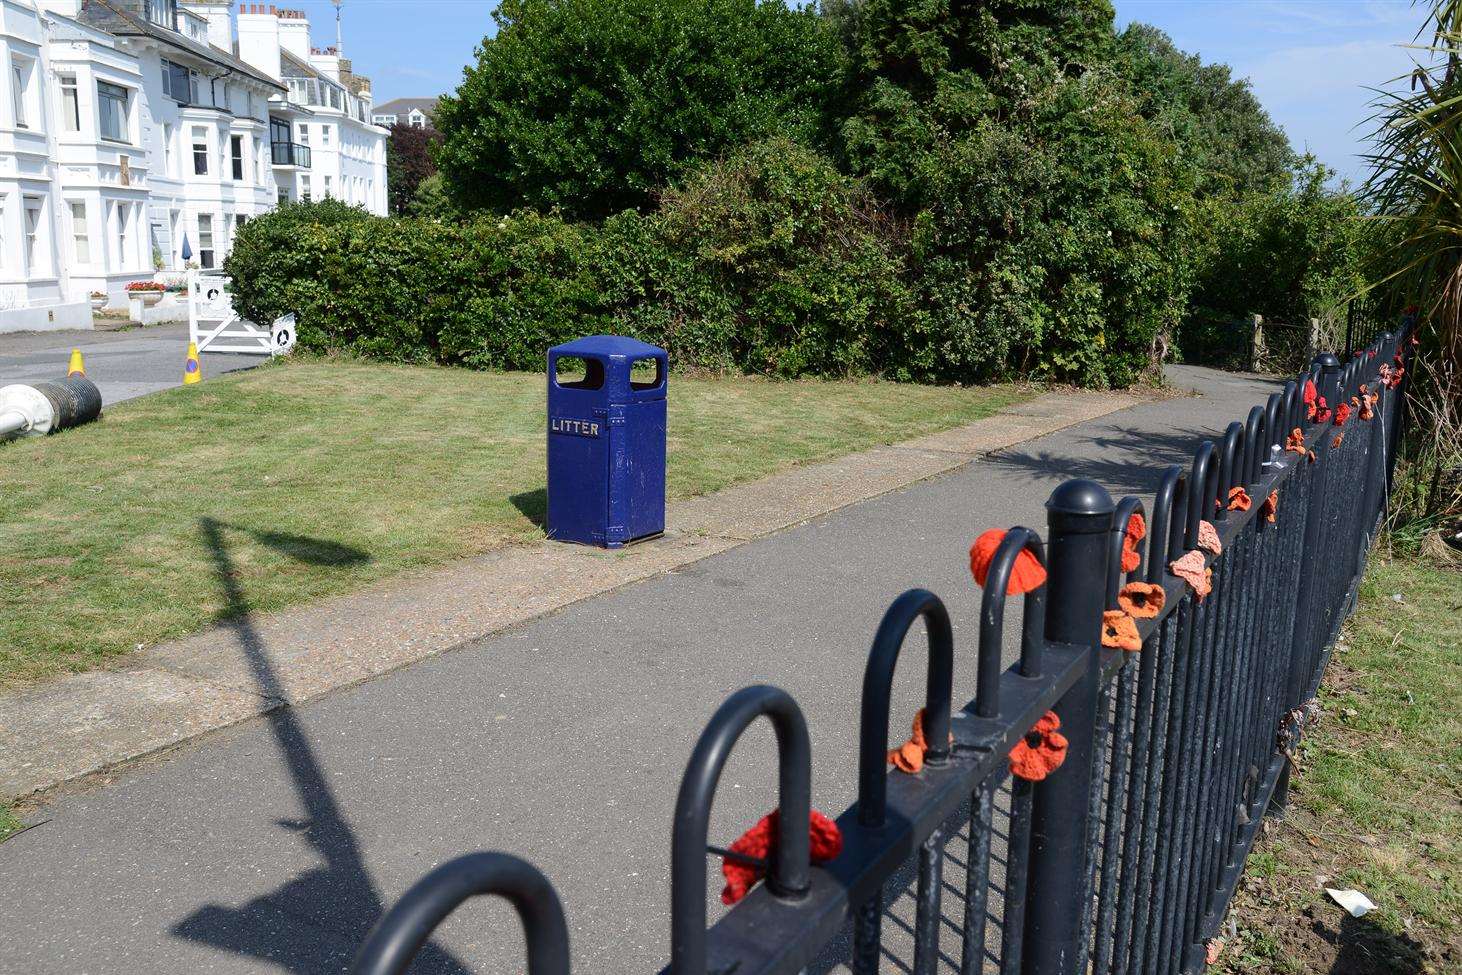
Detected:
left=280, top=48, right=327, bottom=81
left=76, top=0, right=285, bottom=92
left=373, top=97, right=439, bottom=119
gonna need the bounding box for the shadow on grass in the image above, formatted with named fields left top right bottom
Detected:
left=510, top=487, right=547, bottom=530
left=171, top=517, right=470, bottom=973
left=1320, top=912, right=1429, bottom=975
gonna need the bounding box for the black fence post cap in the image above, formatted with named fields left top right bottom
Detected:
left=1045, top=479, right=1114, bottom=532
left=1312, top=352, right=1341, bottom=371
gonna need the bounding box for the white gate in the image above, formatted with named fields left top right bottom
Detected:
left=188, top=270, right=295, bottom=356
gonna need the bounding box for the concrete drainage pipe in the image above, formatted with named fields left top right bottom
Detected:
left=0, top=375, right=103, bottom=441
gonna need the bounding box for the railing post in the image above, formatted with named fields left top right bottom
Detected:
left=1271, top=352, right=1341, bottom=816
left=1021, top=479, right=1114, bottom=975
left=1249, top=314, right=1264, bottom=372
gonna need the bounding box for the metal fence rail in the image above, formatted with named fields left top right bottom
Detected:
left=350, top=324, right=1413, bottom=975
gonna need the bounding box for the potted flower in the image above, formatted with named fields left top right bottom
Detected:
left=89, top=291, right=107, bottom=311
left=126, top=280, right=166, bottom=307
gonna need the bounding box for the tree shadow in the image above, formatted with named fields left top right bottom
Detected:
left=985, top=425, right=1225, bottom=497
left=1320, top=911, right=1428, bottom=975
left=171, top=517, right=471, bottom=974
left=509, top=487, right=547, bottom=530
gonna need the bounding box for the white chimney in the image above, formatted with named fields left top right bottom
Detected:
left=180, top=1, right=233, bottom=51
left=236, top=3, right=281, bottom=81
left=277, top=8, right=312, bottom=61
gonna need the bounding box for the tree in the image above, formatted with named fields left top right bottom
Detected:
left=386, top=122, right=441, bottom=216
left=432, top=0, right=846, bottom=220
left=1113, top=23, right=1293, bottom=199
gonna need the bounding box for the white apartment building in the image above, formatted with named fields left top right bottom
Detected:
left=0, top=0, right=387, bottom=332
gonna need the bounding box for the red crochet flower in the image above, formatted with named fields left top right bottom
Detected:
left=721, top=809, right=843, bottom=905
left=1314, top=396, right=1332, bottom=424
left=1227, top=486, right=1252, bottom=512
left=1303, top=378, right=1317, bottom=415
left=1102, top=610, right=1142, bottom=651
left=1333, top=402, right=1351, bottom=426
left=1197, top=520, right=1222, bottom=556
left=1332, top=432, right=1345, bottom=449
left=1261, top=490, right=1278, bottom=524
left=970, top=529, right=1047, bottom=594
left=887, top=707, right=952, bottom=774
left=1009, top=711, right=1068, bottom=782
left=1170, top=550, right=1213, bottom=601
left=1118, top=581, right=1166, bottom=619
left=1121, top=513, right=1146, bottom=573
left=1285, top=428, right=1306, bottom=455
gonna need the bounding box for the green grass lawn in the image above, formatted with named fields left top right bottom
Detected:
left=1216, top=554, right=1461, bottom=974
left=0, top=358, right=1025, bottom=687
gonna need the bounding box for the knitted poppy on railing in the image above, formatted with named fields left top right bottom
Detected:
left=1118, top=581, right=1165, bottom=619
left=1261, top=490, right=1278, bottom=524
left=1303, top=379, right=1317, bottom=417
left=1226, top=486, right=1252, bottom=513
left=1197, top=520, right=1222, bottom=556
left=719, top=810, right=843, bottom=905
left=1101, top=610, right=1141, bottom=651
left=1009, top=712, right=1068, bottom=782
left=1285, top=428, right=1306, bottom=455
left=887, top=707, right=952, bottom=774
left=968, top=529, right=1047, bottom=594
left=1120, top=513, right=1146, bottom=573
left=1170, top=550, right=1213, bottom=601
left=1333, top=401, right=1352, bottom=427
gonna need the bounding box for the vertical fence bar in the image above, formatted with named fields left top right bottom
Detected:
left=1020, top=481, right=1114, bottom=975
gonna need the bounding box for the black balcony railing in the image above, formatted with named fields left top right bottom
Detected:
left=271, top=141, right=311, bottom=168
left=349, top=321, right=1416, bottom=975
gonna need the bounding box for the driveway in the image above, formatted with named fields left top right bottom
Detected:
left=0, top=324, right=262, bottom=406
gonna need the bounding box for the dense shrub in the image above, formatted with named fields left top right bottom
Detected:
left=433, top=0, right=846, bottom=220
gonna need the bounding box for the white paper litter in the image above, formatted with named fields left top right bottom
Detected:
left=1325, top=887, right=1376, bottom=917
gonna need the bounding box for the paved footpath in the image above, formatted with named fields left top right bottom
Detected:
left=0, top=365, right=1280, bottom=975
left=0, top=324, right=259, bottom=405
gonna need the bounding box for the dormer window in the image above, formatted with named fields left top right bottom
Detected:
left=161, top=60, right=197, bottom=105
left=144, top=0, right=178, bottom=30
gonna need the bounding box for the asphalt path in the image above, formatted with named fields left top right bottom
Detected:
left=0, top=364, right=1282, bottom=975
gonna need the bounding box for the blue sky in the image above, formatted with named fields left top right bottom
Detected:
left=316, top=0, right=1426, bottom=186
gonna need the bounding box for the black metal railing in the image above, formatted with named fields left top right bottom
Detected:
left=350, top=322, right=1414, bottom=975
left=271, top=141, right=312, bottom=168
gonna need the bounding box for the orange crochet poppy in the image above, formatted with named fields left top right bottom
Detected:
left=1303, top=378, right=1317, bottom=417
left=1120, top=513, right=1146, bottom=573
left=1333, top=402, right=1352, bottom=427
left=1170, top=550, right=1213, bottom=601
left=887, top=708, right=953, bottom=774
left=1009, top=711, right=1068, bottom=782
left=1261, top=490, right=1278, bottom=524
left=1313, top=396, right=1333, bottom=424
left=1118, top=581, right=1166, bottom=619
left=1332, top=432, right=1345, bottom=449
left=969, top=529, right=1047, bottom=595
left=1285, top=427, right=1306, bottom=454
left=1102, top=610, right=1142, bottom=651
left=1197, top=520, right=1222, bottom=555
left=1227, top=486, right=1252, bottom=512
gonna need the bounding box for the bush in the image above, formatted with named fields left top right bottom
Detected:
left=433, top=0, right=846, bottom=220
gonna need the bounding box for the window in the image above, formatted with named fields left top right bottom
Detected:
left=163, top=122, right=175, bottom=176
left=60, top=76, right=80, bottom=133
left=231, top=135, right=244, bottom=181
left=298, top=123, right=309, bottom=145
left=300, top=175, right=311, bottom=203
left=320, top=125, right=331, bottom=147
left=118, top=203, right=131, bottom=268
left=70, top=202, right=91, bottom=263
left=145, top=0, right=177, bottom=29
left=192, top=126, right=208, bottom=175
left=323, top=175, right=332, bottom=198
left=270, top=116, right=290, bottom=145
left=12, top=58, right=31, bottom=128
left=277, top=189, right=289, bottom=207
left=98, top=82, right=129, bottom=142
left=23, top=197, right=43, bottom=274
left=197, top=214, right=214, bottom=269
left=161, top=59, right=194, bottom=104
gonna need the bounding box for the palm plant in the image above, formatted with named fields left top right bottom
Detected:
left=1360, top=0, right=1462, bottom=535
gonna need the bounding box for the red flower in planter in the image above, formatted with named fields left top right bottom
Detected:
left=720, top=809, right=843, bottom=905
left=1009, top=711, right=1068, bottom=782
left=1118, top=582, right=1165, bottom=619
left=1121, top=513, right=1146, bottom=573
left=969, top=530, right=1047, bottom=594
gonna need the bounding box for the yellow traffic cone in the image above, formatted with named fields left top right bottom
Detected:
left=67, top=348, right=85, bottom=377
left=183, top=341, right=202, bottom=385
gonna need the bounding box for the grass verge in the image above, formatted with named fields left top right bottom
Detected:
left=0, top=805, right=21, bottom=842
left=1, top=359, right=1027, bottom=686
left=1215, top=554, right=1461, bottom=975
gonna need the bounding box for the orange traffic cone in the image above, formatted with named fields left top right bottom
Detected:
left=67, top=348, right=85, bottom=377
left=183, top=341, right=201, bottom=385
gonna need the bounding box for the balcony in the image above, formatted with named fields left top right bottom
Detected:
left=271, top=141, right=312, bottom=168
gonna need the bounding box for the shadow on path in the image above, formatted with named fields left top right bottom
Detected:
left=171, top=518, right=471, bottom=974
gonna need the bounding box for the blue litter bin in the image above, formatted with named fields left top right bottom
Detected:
left=546, top=335, right=668, bottom=547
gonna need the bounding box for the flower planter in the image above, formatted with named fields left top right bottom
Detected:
left=90, top=296, right=107, bottom=311
left=136, top=290, right=164, bottom=307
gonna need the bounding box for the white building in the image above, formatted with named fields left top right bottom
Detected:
left=0, top=0, right=387, bottom=332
